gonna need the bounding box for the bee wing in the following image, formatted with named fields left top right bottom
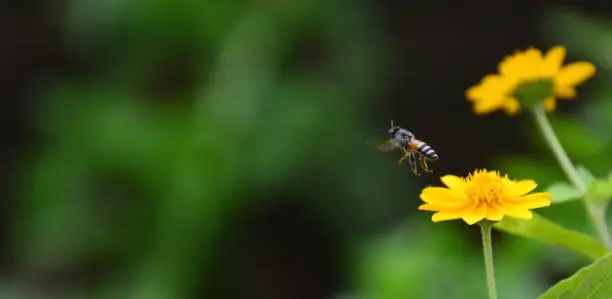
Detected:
left=368, top=138, right=397, bottom=152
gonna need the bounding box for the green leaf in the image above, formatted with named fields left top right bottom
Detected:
left=586, top=176, right=612, bottom=205
left=546, top=182, right=584, bottom=204
left=494, top=213, right=609, bottom=260
left=539, top=252, right=612, bottom=299
left=574, top=165, right=612, bottom=205
left=577, top=165, right=596, bottom=184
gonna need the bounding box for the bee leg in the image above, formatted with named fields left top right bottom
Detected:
left=408, top=152, right=420, bottom=175
left=398, top=151, right=410, bottom=165
left=419, top=156, right=433, bottom=173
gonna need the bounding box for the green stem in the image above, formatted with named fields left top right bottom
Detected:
left=585, top=203, right=612, bottom=248
left=480, top=221, right=498, bottom=299
left=532, top=107, right=585, bottom=191
left=532, top=107, right=612, bottom=248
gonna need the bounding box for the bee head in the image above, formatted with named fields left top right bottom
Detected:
left=388, top=127, right=400, bottom=138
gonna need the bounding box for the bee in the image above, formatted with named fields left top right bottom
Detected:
left=374, top=119, right=439, bottom=175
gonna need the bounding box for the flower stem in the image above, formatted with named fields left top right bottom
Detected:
left=480, top=221, right=498, bottom=299
left=532, top=106, right=612, bottom=248
left=532, top=107, right=585, bottom=191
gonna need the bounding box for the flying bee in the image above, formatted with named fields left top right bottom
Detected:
left=374, top=119, right=439, bottom=176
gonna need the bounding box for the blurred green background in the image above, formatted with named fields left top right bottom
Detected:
left=2, top=1, right=612, bottom=298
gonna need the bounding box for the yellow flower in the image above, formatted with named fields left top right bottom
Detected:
left=466, top=46, right=596, bottom=115
left=418, top=169, right=552, bottom=225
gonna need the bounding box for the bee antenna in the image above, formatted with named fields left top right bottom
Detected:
left=390, top=119, right=394, bottom=128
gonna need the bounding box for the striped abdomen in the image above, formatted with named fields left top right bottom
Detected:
left=411, top=140, right=439, bottom=161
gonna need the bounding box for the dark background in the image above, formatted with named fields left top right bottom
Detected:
left=1, top=1, right=612, bottom=298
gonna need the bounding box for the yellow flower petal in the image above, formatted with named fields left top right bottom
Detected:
left=466, top=81, right=487, bottom=102
left=420, top=187, right=469, bottom=206
left=473, top=101, right=500, bottom=115
left=542, top=97, right=557, bottom=111
left=542, top=46, right=566, bottom=75
left=504, top=193, right=552, bottom=209
left=462, top=203, right=487, bottom=225
left=497, top=55, right=514, bottom=76
left=431, top=211, right=465, bottom=222
left=555, top=85, right=576, bottom=99
left=440, top=175, right=468, bottom=192
left=467, top=75, right=514, bottom=115
left=418, top=203, right=441, bottom=211
left=499, top=48, right=543, bottom=80
left=501, top=97, right=520, bottom=115
left=556, top=62, right=596, bottom=88
left=505, top=179, right=538, bottom=196
left=525, top=48, right=543, bottom=59
left=485, top=204, right=505, bottom=221
left=418, top=203, right=474, bottom=213
left=466, top=74, right=503, bottom=96
left=504, top=208, right=533, bottom=219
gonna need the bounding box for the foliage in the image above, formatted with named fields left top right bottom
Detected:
left=494, top=213, right=609, bottom=260
left=539, top=253, right=612, bottom=299
left=8, top=2, right=612, bottom=299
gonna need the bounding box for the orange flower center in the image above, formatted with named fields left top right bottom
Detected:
left=464, top=174, right=503, bottom=205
